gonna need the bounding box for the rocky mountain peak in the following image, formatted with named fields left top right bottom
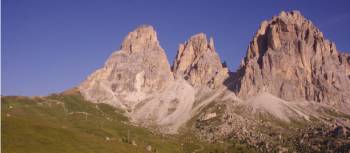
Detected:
left=245, top=10, right=322, bottom=61
left=120, top=25, right=160, bottom=54
left=173, top=33, right=229, bottom=88
left=235, top=10, right=350, bottom=110
left=79, top=25, right=173, bottom=108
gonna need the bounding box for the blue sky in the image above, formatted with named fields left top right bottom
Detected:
left=2, top=0, right=350, bottom=96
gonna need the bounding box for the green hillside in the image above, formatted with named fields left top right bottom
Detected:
left=1, top=92, right=256, bottom=153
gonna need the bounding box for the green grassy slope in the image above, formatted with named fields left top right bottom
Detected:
left=1, top=92, right=256, bottom=153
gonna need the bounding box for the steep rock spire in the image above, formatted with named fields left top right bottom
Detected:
left=235, top=11, right=350, bottom=109
left=79, top=25, right=173, bottom=107
left=173, top=33, right=229, bottom=88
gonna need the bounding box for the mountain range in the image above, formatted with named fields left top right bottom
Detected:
left=3, top=11, right=350, bottom=153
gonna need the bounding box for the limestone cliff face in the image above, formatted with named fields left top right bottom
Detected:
left=173, top=33, right=229, bottom=88
left=234, top=11, right=350, bottom=108
left=79, top=25, right=173, bottom=108
left=77, top=11, right=350, bottom=134
left=78, top=26, right=232, bottom=133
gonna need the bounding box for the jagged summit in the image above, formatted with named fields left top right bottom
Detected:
left=78, top=29, right=231, bottom=133
left=120, top=25, right=160, bottom=54
left=77, top=10, right=350, bottom=135
left=173, top=33, right=229, bottom=87
left=234, top=10, right=350, bottom=111
left=79, top=25, right=173, bottom=108
left=245, top=10, right=321, bottom=60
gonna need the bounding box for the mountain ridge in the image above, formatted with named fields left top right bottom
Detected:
left=78, top=11, right=350, bottom=135
left=3, top=10, right=349, bottom=153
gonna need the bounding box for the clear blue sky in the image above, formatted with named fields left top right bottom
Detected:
left=2, top=0, right=350, bottom=96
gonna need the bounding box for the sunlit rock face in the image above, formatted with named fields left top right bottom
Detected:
left=78, top=27, right=231, bottom=133
left=234, top=11, right=350, bottom=110
left=79, top=25, right=173, bottom=109
left=173, top=33, right=229, bottom=88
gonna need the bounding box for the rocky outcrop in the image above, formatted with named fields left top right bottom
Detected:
left=78, top=11, right=350, bottom=136
left=78, top=26, right=225, bottom=134
left=234, top=11, right=350, bottom=110
left=173, top=33, right=229, bottom=88
left=79, top=25, right=173, bottom=108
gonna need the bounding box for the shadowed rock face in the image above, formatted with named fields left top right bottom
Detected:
left=234, top=11, right=350, bottom=109
left=173, top=33, right=229, bottom=88
left=79, top=25, right=173, bottom=107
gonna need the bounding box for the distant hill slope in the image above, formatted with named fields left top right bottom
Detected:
left=1, top=91, right=257, bottom=153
